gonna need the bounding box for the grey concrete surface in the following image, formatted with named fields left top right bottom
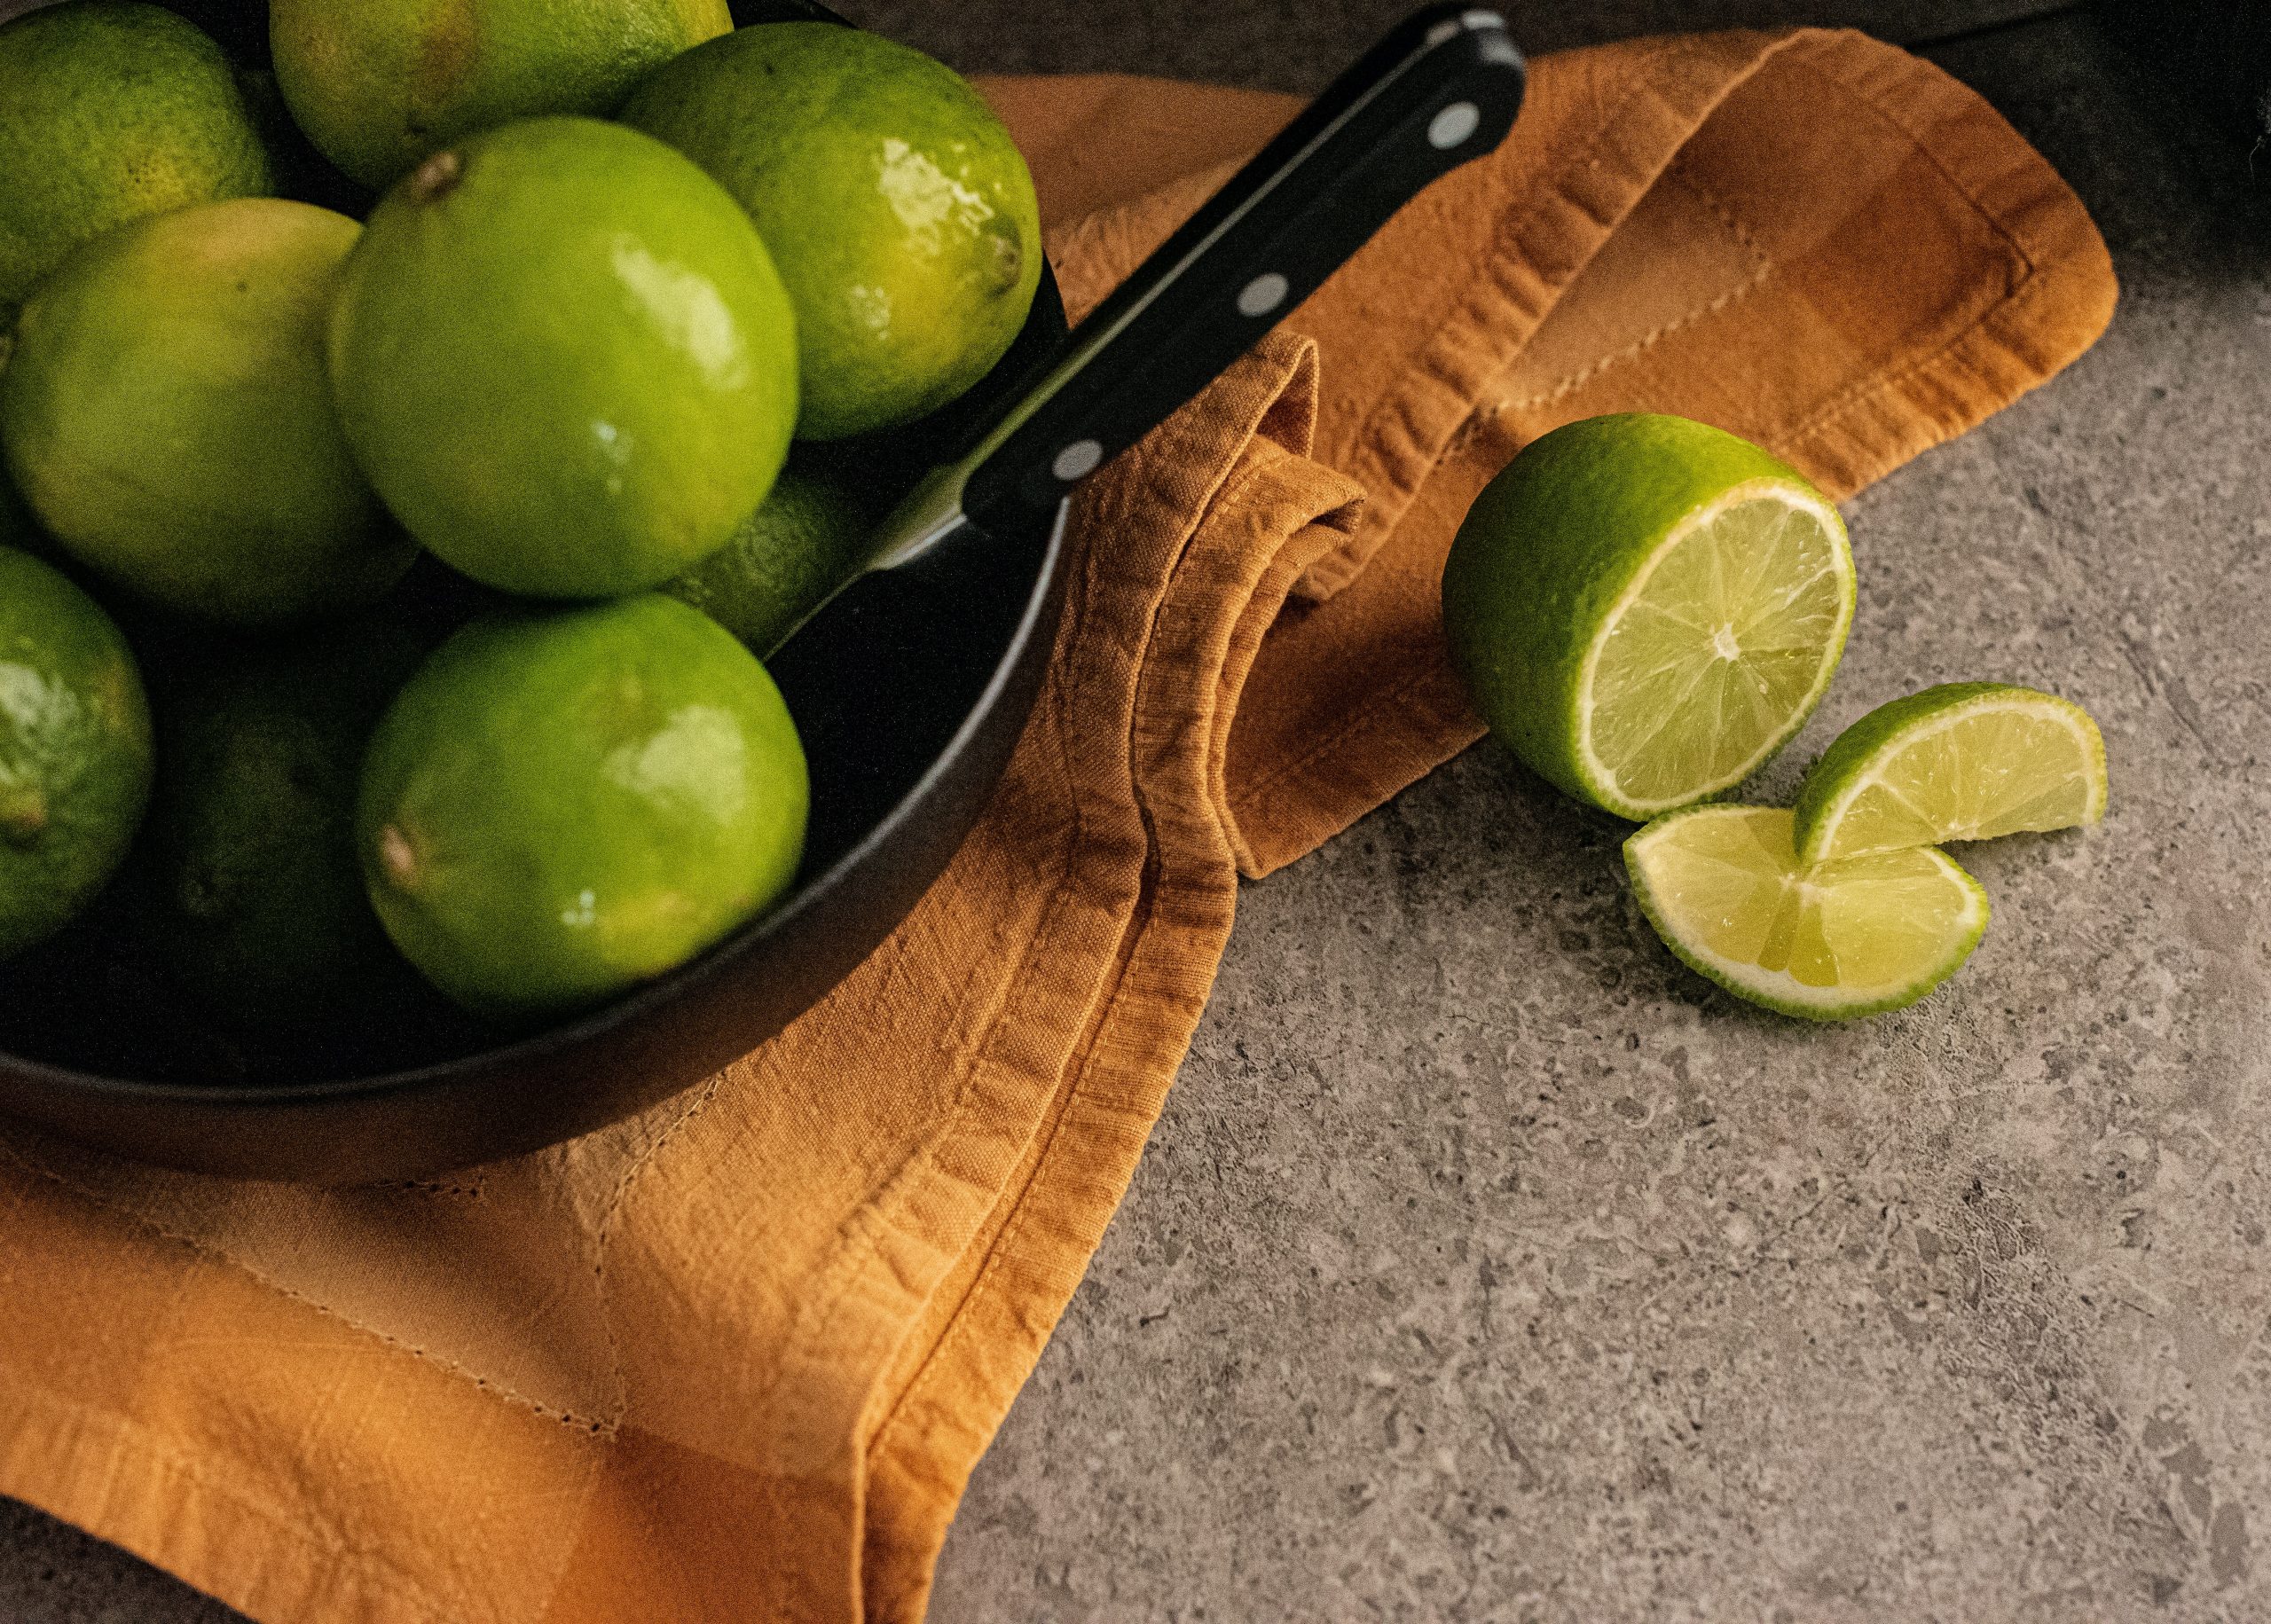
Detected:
left=4, top=2, right=2267, bottom=1621
left=928, top=13, right=2271, bottom=1621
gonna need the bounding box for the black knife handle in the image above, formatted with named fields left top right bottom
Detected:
left=959, top=4, right=1524, bottom=535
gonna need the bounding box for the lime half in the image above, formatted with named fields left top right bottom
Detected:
left=1443, top=414, right=1855, bottom=820
left=1625, top=805, right=1987, bottom=1020
left=1792, top=683, right=2107, bottom=866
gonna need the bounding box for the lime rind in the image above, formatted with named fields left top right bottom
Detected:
left=1791, top=683, right=2107, bottom=867
left=1575, top=477, right=1855, bottom=819
left=1624, top=805, right=1989, bottom=1022
left=1442, top=414, right=1858, bottom=825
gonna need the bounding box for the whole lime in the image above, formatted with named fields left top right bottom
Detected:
left=0, top=2, right=273, bottom=310
left=270, top=0, right=730, bottom=191
left=0, top=198, right=416, bottom=626
left=147, top=615, right=435, bottom=1032
left=623, top=22, right=1042, bottom=441
left=358, top=593, right=808, bottom=1019
left=661, top=466, right=867, bottom=654
left=327, top=118, right=799, bottom=600
left=0, top=545, right=154, bottom=959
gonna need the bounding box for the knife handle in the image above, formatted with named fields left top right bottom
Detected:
left=958, top=4, right=1524, bottom=535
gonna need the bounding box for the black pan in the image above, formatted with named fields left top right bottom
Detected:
left=0, top=4, right=1525, bottom=1181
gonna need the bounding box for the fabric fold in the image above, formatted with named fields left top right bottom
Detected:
left=0, top=28, right=2114, bottom=1624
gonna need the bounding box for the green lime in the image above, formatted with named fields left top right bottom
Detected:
left=1791, top=682, right=2108, bottom=867
left=327, top=118, right=798, bottom=600
left=623, top=22, right=1042, bottom=441
left=358, top=593, right=808, bottom=1019
left=1625, top=804, right=1987, bottom=1021
left=1, top=197, right=415, bottom=625
left=660, top=466, right=867, bottom=654
left=145, top=615, right=435, bottom=1032
left=1442, top=413, right=1855, bottom=820
left=0, top=2, right=273, bottom=310
left=0, top=545, right=153, bottom=959
left=269, top=0, right=730, bottom=191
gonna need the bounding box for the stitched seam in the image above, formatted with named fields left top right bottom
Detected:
left=0, top=1140, right=617, bottom=1437
left=581, top=1064, right=734, bottom=1429
left=1671, top=158, right=1772, bottom=265
left=1780, top=249, right=2053, bottom=450
left=1794, top=41, right=2036, bottom=272
left=1481, top=164, right=1777, bottom=417
left=1489, top=268, right=1775, bottom=418
left=1230, top=658, right=1446, bottom=815
left=592, top=1068, right=727, bottom=1260
left=1761, top=49, right=2043, bottom=446
left=1220, top=500, right=1369, bottom=864
left=867, top=451, right=1291, bottom=1463
left=1334, top=39, right=1684, bottom=495
left=774, top=461, right=1149, bottom=1475
left=4, top=1319, right=465, bottom=1623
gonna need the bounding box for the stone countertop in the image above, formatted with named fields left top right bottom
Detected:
left=8, top=2, right=2271, bottom=1620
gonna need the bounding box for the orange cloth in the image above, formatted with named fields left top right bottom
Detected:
left=0, top=30, right=2112, bottom=1624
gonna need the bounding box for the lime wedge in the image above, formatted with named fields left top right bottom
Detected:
left=1791, top=683, right=2107, bottom=866
left=1625, top=805, right=1988, bottom=1020
left=1443, top=414, right=1854, bottom=820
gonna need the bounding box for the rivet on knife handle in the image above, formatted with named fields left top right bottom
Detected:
left=957, top=4, right=1525, bottom=536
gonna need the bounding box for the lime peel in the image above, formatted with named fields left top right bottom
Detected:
left=1442, top=413, right=1856, bottom=825
left=1792, top=682, right=2107, bottom=866
left=1625, top=804, right=1988, bottom=1022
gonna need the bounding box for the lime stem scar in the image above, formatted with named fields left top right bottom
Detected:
left=409, top=151, right=462, bottom=203
left=0, top=785, right=46, bottom=847
left=378, top=823, right=420, bottom=888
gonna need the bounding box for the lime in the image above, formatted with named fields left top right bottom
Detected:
left=0, top=2, right=273, bottom=310
left=660, top=466, right=867, bottom=654
left=1791, top=683, right=2108, bottom=866
left=1442, top=413, right=1855, bottom=820
left=358, top=593, right=808, bottom=1019
left=0, top=545, right=154, bottom=959
left=146, top=615, right=435, bottom=1032
left=327, top=118, right=798, bottom=600
left=1625, top=804, right=1987, bottom=1021
left=0, top=197, right=415, bottom=625
left=269, top=0, right=730, bottom=191
left=623, top=22, right=1043, bottom=441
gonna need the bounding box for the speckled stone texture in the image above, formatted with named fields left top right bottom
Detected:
left=927, top=12, right=2271, bottom=1621
left=8, top=2, right=2270, bottom=1620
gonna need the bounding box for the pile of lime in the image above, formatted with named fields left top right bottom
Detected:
left=1443, top=412, right=2108, bottom=1021
left=0, top=0, right=1043, bottom=1040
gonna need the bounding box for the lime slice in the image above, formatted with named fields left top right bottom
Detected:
left=1792, top=683, right=2107, bottom=866
left=1443, top=413, right=1855, bottom=820
left=1624, top=804, right=1988, bottom=1020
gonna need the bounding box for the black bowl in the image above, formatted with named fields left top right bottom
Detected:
left=0, top=267, right=1073, bottom=1181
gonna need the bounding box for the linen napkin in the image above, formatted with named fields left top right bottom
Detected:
left=0, top=28, right=2114, bottom=1624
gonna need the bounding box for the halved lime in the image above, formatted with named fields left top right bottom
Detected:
left=1443, top=414, right=1855, bottom=820
left=1792, top=683, right=2107, bottom=866
left=1624, top=804, right=1987, bottom=1020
